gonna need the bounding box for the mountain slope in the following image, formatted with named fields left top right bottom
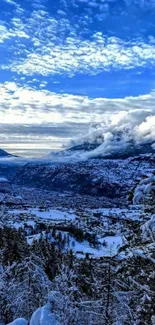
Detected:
left=65, top=140, right=155, bottom=159
left=0, top=149, right=13, bottom=157
left=0, top=149, right=27, bottom=178
left=11, top=155, right=155, bottom=202
left=46, top=139, right=155, bottom=164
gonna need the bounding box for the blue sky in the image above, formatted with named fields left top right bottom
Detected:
left=0, top=0, right=155, bottom=156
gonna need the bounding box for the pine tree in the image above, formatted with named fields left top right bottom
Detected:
left=0, top=227, right=29, bottom=265
left=0, top=255, right=51, bottom=323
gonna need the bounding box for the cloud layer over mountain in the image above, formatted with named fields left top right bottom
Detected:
left=0, top=82, right=155, bottom=157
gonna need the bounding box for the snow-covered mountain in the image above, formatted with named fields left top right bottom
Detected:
left=0, top=148, right=27, bottom=179
left=0, top=139, right=154, bottom=200
left=0, top=149, right=13, bottom=158
left=67, top=139, right=155, bottom=159
left=11, top=153, right=155, bottom=203
left=45, top=139, right=155, bottom=164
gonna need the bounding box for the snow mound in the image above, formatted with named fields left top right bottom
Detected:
left=7, top=318, right=28, bottom=325
left=0, top=177, right=8, bottom=183
left=30, top=303, right=60, bottom=325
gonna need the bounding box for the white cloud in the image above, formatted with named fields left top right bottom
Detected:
left=0, top=2, right=155, bottom=77
left=125, top=0, right=155, bottom=9
left=6, top=34, right=155, bottom=76
left=0, top=21, right=29, bottom=44
left=69, top=108, right=155, bottom=160
left=0, top=82, right=155, bottom=157
left=2, top=0, right=18, bottom=6
left=1, top=82, right=155, bottom=125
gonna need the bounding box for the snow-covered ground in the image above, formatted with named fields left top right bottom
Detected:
left=9, top=220, right=36, bottom=230
left=6, top=203, right=146, bottom=259
left=72, top=235, right=123, bottom=258
left=8, top=205, right=144, bottom=224
left=27, top=230, right=123, bottom=258
left=8, top=208, right=76, bottom=222
left=90, top=206, right=144, bottom=221
left=27, top=233, right=43, bottom=245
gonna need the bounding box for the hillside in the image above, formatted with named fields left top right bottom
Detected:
left=11, top=154, right=155, bottom=202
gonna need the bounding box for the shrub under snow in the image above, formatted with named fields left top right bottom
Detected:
left=133, top=175, right=155, bottom=204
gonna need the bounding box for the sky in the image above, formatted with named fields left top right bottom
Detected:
left=0, top=0, right=155, bottom=157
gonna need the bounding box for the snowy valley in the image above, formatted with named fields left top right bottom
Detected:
left=0, top=148, right=155, bottom=325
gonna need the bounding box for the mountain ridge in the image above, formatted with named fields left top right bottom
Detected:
left=0, top=148, right=13, bottom=158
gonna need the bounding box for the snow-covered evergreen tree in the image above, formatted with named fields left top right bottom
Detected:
left=0, top=255, right=51, bottom=323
